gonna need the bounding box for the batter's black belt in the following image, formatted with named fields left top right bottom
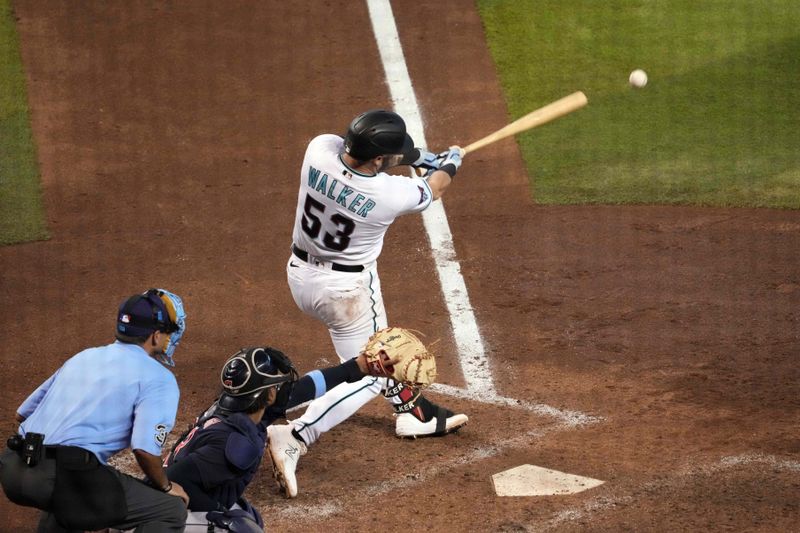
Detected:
left=292, top=244, right=364, bottom=273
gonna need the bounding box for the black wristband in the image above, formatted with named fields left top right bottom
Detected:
left=440, top=163, right=457, bottom=177
left=162, top=481, right=172, bottom=493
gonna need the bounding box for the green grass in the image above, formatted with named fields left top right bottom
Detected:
left=477, top=0, right=800, bottom=207
left=0, top=0, right=47, bottom=244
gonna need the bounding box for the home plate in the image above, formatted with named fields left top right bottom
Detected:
left=492, top=464, right=605, bottom=496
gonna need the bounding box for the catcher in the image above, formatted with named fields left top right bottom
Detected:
left=160, top=327, right=435, bottom=532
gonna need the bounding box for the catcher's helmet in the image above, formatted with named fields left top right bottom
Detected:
left=218, top=347, right=298, bottom=413
left=344, top=109, right=414, bottom=160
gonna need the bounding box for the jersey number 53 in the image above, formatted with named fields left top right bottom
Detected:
left=301, top=194, right=355, bottom=251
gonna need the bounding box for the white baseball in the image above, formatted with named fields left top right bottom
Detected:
left=629, top=69, right=648, bottom=88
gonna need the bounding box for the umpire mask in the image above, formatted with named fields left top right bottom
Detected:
left=117, top=288, right=186, bottom=367
left=152, top=288, right=186, bottom=367
left=218, top=347, right=298, bottom=413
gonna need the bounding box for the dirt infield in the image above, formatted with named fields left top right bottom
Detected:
left=2, top=1, right=798, bottom=531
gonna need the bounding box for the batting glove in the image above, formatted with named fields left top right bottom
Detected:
left=434, top=146, right=463, bottom=177
left=411, top=149, right=439, bottom=169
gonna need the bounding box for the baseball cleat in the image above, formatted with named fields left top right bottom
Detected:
left=267, top=424, right=307, bottom=498
left=395, top=410, right=468, bottom=439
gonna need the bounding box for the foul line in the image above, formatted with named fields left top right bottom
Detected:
left=366, top=0, right=596, bottom=424
left=366, top=0, right=491, bottom=393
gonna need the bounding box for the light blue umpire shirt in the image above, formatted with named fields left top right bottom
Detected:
left=17, top=340, right=180, bottom=464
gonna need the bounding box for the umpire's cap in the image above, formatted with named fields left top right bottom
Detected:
left=344, top=109, right=414, bottom=160
left=218, top=347, right=298, bottom=412
left=117, top=289, right=179, bottom=338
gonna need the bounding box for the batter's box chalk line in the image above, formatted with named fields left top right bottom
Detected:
left=286, top=382, right=601, bottom=427
left=429, top=383, right=602, bottom=426
left=265, top=419, right=595, bottom=521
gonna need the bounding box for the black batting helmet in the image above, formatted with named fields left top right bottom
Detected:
left=217, top=347, right=298, bottom=413
left=344, top=109, right=414, bottom=160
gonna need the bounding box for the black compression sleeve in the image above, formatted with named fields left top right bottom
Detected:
left=286, top=359, right=365, bottom=408
left=324, top=358, right=365, bottom=384
left=286, top=376, right=314, bottom=408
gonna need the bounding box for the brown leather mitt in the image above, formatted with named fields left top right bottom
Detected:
left=361, top=327, right=437, bottom=388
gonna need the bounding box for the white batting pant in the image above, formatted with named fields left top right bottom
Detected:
left=288, top=256, right=386, bottom=361
left=286, top=256, right=401, bottom=445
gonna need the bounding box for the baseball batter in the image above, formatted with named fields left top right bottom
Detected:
left=268, top=109, right=468, bottom=498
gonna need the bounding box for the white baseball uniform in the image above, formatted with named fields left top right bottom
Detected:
left=286, top=134, right=433, bottom=444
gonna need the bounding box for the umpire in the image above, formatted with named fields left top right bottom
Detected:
left=0, top=289, right=190, bottom=532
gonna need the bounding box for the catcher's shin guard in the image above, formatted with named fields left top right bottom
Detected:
left=385, top=382, right=468, bottom=438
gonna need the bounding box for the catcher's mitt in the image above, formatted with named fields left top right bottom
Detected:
left=362, top=327, right=436, bottom=388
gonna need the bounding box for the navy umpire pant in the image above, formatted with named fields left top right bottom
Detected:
left=1, top=447, right=186, bottom=532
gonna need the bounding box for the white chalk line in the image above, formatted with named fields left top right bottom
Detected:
left=531, top=453, right=800, bottom=533
left=366, top=0, right=596, bottom=425
left=288, top=384, right=601, bottom=426
left=430, top=383, right=602, bottom=426
left=287, top=383, right=601, bottom=428
left=718, top=453, right=800, bottom=472
left=368, top=0, right=492, bottom=394
left=263, top=419, right=596, bottom=520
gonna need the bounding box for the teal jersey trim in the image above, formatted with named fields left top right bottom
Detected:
left=369, top=271, right=378, bottom=333
left=339, top=154, right=376, bottom=178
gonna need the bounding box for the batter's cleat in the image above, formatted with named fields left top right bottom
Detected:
left=267, top=424, right=307, bottom=498
left=395, top=408, right=468, bottom=439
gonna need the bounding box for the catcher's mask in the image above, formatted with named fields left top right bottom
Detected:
left=344, top=109, right=414, bottom=160
left=218, top=347, right=298, bottom=413
left=117, top=288, right=186, bottom=367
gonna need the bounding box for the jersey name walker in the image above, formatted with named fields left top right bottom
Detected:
left=291, top=134, right=433, bottom=265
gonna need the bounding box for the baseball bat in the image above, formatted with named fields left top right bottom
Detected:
left=460, top=91, right=588, bottom=156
